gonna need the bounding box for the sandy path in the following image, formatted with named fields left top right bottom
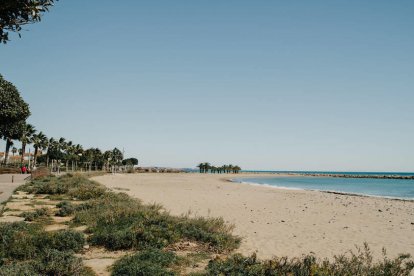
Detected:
left=93, top=173, right=414, bottom=260
left=0, top=174, right=28, bottom=208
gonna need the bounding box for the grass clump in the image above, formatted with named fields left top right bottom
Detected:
left=176, top=216, right=239, bottom=252
left=72, top=192, right=240, bottom=252
left=47, top=229, right=86, bottom=252
left=0, top=222, right=85, bottom=263
left=21, top=208, right=48, bottom=222
left=56, top=201, right=75, bottom=216
left=112, top=248, right=178, bottom=276
left=18, top=174, right=106, bottom=200
left=0, top=222, right=43, bottom=261
left=205, top=244, right=414, bottom=276
left=0, top=262, right=40, bottom=276
left=0, top=222, right=88, bottom=275
left=36, top=249, right=85, bottom=275
left=0, top=250, right=93, bottom=276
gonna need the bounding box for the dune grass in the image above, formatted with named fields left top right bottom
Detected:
left=204, top=244, right=414, bottom=276
left=112, top=248, right=179, bottom=276
left=17, top=174, right=106, bottom=200
left=21, top=207, right=48, bottom=222
left=0, top=222, right=91, bottom=275
left=72, top=189, right=240, bottom=252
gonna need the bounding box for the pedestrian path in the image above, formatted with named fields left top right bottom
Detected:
left=0, top=174, right=28, bottom=209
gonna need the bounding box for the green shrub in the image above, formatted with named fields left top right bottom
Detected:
left=206, top=244, right=414, bottom=276
left=18, top=174, right=106, bottom=200
left=0, top=262, right=40, bottom=276
left=315, top=244, right=414, bottom=276
left=0, top=222, right=42, bottom=261
left=0, top=222, right=85, bottom=264
left=112, top=249, right=177, bottom=276
left=0, top=253, right=92, bottom=276
left=177, top=216, right=240, bottom=252
left=48, top=230, right=85, bottom=252
left=73, top=192, right=238, bottom=252
left=36, top=249, right=85, bottom=276
left=21, top=208, right=48, bottom=221
left=56, top=201, right=75, bottom=217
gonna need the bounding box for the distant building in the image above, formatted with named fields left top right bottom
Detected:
left=0, top=152, right=39, bottom=164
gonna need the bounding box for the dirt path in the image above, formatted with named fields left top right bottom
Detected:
left=0, top=174, right=28, bottom=209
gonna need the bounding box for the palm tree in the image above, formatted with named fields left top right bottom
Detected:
left=233, top=165, right=241, bottom=174
left=32, top=131, right=47, bottom=166
left=111, top=148, right=123, bottom=172
left=203, top=162, right=211, bottom=173
left=65, top=141, right=78, bottom=172
left=103, top=150, right=113, bottom=172
left=64, top=140, right=73, bottom=171
left=93, top=148, right=103, bottom=170
left=82, top=148, right=94, bottom=172
left=11, top=146, right=17, bottom=164
left=197, top=163, right=204, bottom=173
left=65, top=143, right=83, bottom=171
left=46, top=137, right=55, bottom=168
left=196, top=163, right=241, bottom=174
left=19, top=123, right=36, bottom=165
left=46, top=137, right=65, bottom=171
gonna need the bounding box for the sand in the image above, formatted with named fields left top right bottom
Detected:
left=93, top=173, right=414, bottom=260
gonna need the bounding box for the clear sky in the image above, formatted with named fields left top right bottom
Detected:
left=1, top=1, right=413, bottom=171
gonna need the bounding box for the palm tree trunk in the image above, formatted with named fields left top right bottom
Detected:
left=33, top=146, right=38, bottom=166
left=20, top=142, right=26, bottom=166
left=4, top=138, right=12, bottom=165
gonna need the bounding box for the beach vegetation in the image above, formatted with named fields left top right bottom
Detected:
left=21, top=207, right=48, bottom=221
left=55, top=201, right=75, bottom=216
left=112, top=248, right=178, bottom=276
left=0, top=222, right=85, bottom=260
left=18, top=173, right=106, bottom=200
left=2, top=174, right=413, bottom=275
left=0, top=221, right=89, bottom=275
left=71, top=185, right=240, bottom=252
left=205, top=244, right=414, bottom=276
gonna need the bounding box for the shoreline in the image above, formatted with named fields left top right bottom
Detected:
left=93, top=173, right=414, bottom=260
left=230, top=178, right=414, bottom=202
left=239, top=171, right=414, bottom=180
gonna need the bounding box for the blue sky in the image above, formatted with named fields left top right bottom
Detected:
left=1, top=1, right=413, bottom=171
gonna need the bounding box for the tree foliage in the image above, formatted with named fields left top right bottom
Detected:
left=122, top=158, right=138, bottom=166
left=0, top=74, right=30, bottom=138
left=0, top=0, right=57, bottom=43
left=197, top=162, right=241, bottom=174
left=0, top=74, right=30, bottom=163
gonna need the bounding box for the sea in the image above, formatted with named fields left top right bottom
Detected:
left=233, top=171, right=414, bottom=200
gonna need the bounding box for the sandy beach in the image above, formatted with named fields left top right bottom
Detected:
left=93, top=173, right=414, bottom=260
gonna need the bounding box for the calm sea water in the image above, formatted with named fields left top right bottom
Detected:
left=233, top=176, right=414, bottom=200
left=242, top=171, right=414, bottom=177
